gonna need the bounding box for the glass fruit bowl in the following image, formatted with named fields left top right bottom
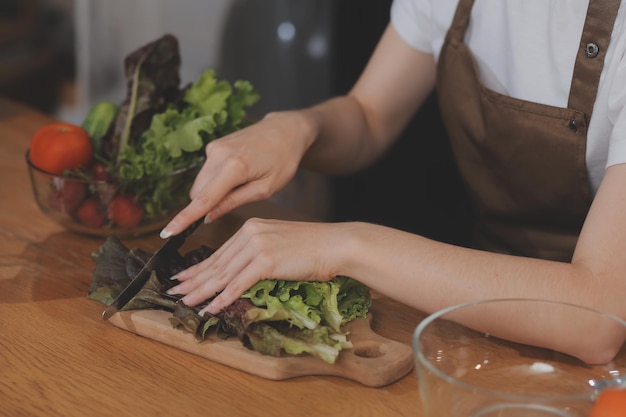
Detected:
left=26, top=150, right=203, bottom=237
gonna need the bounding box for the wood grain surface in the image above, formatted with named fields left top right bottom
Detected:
left=0, top=97, right=429, bottom=417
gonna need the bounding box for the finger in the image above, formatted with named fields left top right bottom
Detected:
left=201, top=262, right=260, bottom=315
left=168, top=256, right=208, bottom=282
left=171, top=228, right=252, bottom=302
left=160, top=167, right=244, bottom=237
left=205, top=180, right=273, bottom=223
left=178, top=248, right=251, bottom=307
left=200, top=233, right=277, bottom=314
left=159, top=197, right=212, bottom=238
left=167, top=242, right=232, bottom=292
left=178, top=273, right=225, bottom=307
left=186, top=164, right=212, bottom=201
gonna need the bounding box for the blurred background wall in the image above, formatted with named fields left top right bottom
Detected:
left=0, top=0, right=74, bottom=113
left=0, top=0, right=472, bottom=246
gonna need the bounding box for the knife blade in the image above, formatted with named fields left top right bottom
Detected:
left=101, top=218, right=203, bottom=320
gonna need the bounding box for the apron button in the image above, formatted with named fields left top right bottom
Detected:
left=585, top=42, right=599, bottom=58
left=569, top=120, right=578, bottom=132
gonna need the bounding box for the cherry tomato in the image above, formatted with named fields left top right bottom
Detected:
left=91, top=162, right=111, bottom=181
left=47, top=178, right=87, bottom=214
left=589, top=388, right=626, bottom=417
left=76, top=199, right=107, bottom=229
left=29, top=122, right=93, bottom=175
left=107, top=195, right=145, bottom=229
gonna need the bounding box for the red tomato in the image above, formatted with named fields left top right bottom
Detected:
left=76, top=199, right=107, bottom=229
left=589, top=388, right=626, bottom=417
left=29, top=122, right=93, bottom=175
left=47, top=178, right=87, bottom=214
left=91, top=162, right=111, bottom=181
left=107, top=195, right=145, bottom=229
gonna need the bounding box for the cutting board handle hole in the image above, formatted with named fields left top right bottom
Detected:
left=352, top=341, right=384, bottom=358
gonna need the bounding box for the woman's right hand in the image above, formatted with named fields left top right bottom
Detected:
left=160, top=110, right=315, bottom=238
left=161, top=23, right=439, bottom=239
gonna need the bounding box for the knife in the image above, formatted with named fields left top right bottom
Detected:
left=101, top=218, right=203, bottom=320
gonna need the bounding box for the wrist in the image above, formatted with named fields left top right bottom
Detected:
left=264, top=109, right=318, bottom=155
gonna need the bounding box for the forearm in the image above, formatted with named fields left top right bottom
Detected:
left=296, top=96, right=387, bottom=175
left=295, top=23, right=437, bottom=175
left=334, top=221, right=619, bottom=363
left=335, top=222, right=582, bottom=310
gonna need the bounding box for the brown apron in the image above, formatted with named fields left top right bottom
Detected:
left=436, top=0, right=620, bottom=261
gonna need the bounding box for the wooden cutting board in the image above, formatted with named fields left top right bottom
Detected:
left=108, top=309, right=414, bottom=387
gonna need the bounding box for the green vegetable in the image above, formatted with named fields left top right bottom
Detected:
left=242, top=277, right=371, bottom=333
left=91, top=34, right=259, bottom=221
left=88, top=237, right=372, bottom=364
left=117, top=69, right=259, bottom=180
left=114, top=69, right=258, bottom=218
left=239, top=277, right=372, bottom=363
left=81, top=101, right=118, bottom=154
left=104, top=34, right=182, bottom=166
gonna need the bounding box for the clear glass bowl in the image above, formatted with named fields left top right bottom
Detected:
left=26, top=150, right=203, bottom=237
left=413, top=298, right=626, bottom=417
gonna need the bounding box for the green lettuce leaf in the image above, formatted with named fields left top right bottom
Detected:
left=88, top=237, right=371, bottom=364
left=118, top=69, right=259, bottom=181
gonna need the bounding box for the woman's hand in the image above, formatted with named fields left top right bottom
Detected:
left=167, top=218, right=346, bottom=315
left=159, top=111, right=315, bottom=238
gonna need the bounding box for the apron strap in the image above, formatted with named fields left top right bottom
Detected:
left=568, top=0, right=621, bottom=117
left=445, top=0, right=474, bottom=44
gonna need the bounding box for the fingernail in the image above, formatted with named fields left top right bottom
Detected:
left=160, top=227, right=172, bottom=239
left=203, top=213, right=212, bottom=224
left=197, top=309, right=206, bottom=317
left=206, top=302, right=217, bottom=315
left=166, top=287, right=177, bottom=295
left=169, top=274, right=178, bottom=281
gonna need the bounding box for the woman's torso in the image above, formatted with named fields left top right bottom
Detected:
left=390, top=0, right=626, bottom=194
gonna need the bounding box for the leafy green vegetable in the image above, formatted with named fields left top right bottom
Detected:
left=225, top=300, right=353, bottom=365
left=117, top=69, right=259, bottom=180
left=88, top=237, right=371, bottom=364
left=240, top=277, right=370, bottom=334
left=86, top=35, right=365, bottom=363
left=88, top=34, right=259, bottom=223
left=88, top=236, right=153, bottom=305
left=102, top=34, right=182, bottom=165
left=81, top=101, right=118, bottom=154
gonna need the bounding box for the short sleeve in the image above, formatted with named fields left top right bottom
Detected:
left=602, top=40, right=626, bottom=170
left=390, top=0, right=434, bottom=54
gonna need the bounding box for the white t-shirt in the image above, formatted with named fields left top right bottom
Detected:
left=391, top=0, right=626, bottom=194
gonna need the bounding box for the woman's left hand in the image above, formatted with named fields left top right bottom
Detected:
left=167, top=218, right=347, bottom=315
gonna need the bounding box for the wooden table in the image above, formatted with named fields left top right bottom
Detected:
left=0, top=98, right=427, bottom=417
